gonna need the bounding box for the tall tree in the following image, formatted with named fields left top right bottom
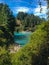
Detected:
left=0, top=3, right=16, bottom=47
left=0, top=3, right=16, bottom=34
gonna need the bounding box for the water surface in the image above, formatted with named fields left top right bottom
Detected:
left=14, top=32, right=31, bottom=46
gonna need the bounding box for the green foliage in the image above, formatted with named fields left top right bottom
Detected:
left=11, top=21, right=49, bottom=65
left=17, top=12, right=28, bottom=20
left=0, top=29, right=7, bottom=46
left=0, top=26, right=14, bottom=47
left=0, top=3, right=16, bottom=47
left=0, top=1, right=49, bottom=65
left=16, top=12, right=46, bottom=31
left=0, top=47, right=12, bottom=65
left=0, top=3, right=16, bottom=33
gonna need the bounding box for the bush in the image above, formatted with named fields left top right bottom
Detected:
left=11, top=21, right=49, bottom=65
left=0, top=47, right=12, bottom=65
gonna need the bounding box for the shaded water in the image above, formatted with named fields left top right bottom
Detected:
left=14, top=32, right=31, bottom=46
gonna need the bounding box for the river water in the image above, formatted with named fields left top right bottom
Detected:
left=14, top=32, right=31, bottom=46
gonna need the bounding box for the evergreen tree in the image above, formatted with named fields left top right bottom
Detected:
left=0, top=3, right=16, bottom=47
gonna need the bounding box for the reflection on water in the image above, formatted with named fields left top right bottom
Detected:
left=14, top=32, right=31, bottom=46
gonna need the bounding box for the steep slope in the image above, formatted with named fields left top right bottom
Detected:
left=11, top=21, right=49, bottom=65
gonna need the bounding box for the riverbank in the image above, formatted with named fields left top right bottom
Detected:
left=9, top=44, right=21, bottom=53
left=9, top=31, right=31, bottom=53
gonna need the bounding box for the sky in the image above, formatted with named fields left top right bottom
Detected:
left=0, top=0, right=47, bottom=18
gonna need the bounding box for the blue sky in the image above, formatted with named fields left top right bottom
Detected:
left=0, top=0, right=47, bottom=18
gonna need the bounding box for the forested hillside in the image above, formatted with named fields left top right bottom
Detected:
left=0, top=0, right=49, bottom=65
left=16, top=12, right=45, bottom=32
left=11, top=20, right=49, bottom=65
left=0, top=3, right=16, bottom=47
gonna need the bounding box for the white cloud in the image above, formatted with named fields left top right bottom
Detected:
left=33, top=5, right=47, bottom=19
left=34, top=6, right=47, bottom=16
left=13, top=7, right=30, bottom=14
left=12, top=6, right=47, bottom=18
